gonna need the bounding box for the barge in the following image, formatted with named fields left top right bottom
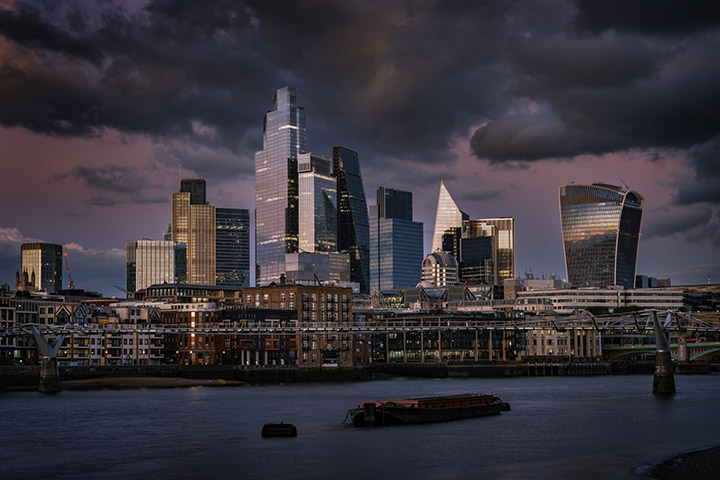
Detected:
left=348, top=393, right=508, bottom=427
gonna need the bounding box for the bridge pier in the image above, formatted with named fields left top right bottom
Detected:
left=653, top=313, right=675, bottom=395
left=32, top=326, right=64, bottom=394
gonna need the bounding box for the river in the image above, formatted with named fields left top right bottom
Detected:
left=2, top=375, right=719, bottom=479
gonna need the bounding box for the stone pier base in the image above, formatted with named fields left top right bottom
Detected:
left=38, top=357, right=61, bottom=394
left=653, top=351, right=676, bottom=395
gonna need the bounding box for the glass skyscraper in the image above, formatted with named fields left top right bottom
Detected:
left=559, top=182, right=644, bottom=289
left=431, top=181, right=468, bottom=253
left=216, top=208, right=250, bottom=287
left=370, top=187, right=424, bottom=292
left=298, top=153, right=337, bottom=253
left=333, top=146, right=370, bottom=294
left=463, top=218, right=516, bottom=283
left=21, top=243, right=62, bottom=293
left=255, top=86, right=306, bottom=286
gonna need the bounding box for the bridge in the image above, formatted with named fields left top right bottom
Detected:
left=1, top=309, right=717, bottom=337
left=604, top=342, right=720, bottom=361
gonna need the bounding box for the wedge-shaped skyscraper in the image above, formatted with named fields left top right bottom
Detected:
left=431, top=181, right=469, bottom=253
left=559, top=182, right=644, bottom=289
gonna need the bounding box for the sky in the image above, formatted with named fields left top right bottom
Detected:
left=1, top=0, right=719, bottom=297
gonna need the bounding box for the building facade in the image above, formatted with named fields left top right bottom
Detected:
left=559, top=183, right=644, bottom=288
left=171, top=184, right=216, bottom=285
left=333, top=146, right=370, bottom=294
left=215, top=208, right=250, bottom=287
left=421, top=251, right=459, bottom=287
left=255, top=86, right=306, bottom=286
left=284, top=252, right=350, bottom=285
left=517, top=287, right=683, bottom=313
left=126, top=240, right=185, bottom=294
left=431, top=181, right=468, bottom=253
left=370, top=187, right=424, bottom=292
left=298, top=153, right=337, bottom=253
left=20, top=243, right=63, bottom=294
left=243, top=284, right=354, bottom=366
left=463, top=218, right=516, bottom=284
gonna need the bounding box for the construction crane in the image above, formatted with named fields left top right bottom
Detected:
left=63, top=252, right=75, bottom=289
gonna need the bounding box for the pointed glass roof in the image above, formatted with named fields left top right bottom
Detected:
left=431, top=181, right=468, bottom=252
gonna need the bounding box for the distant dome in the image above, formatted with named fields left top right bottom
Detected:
left=422, top=250, right=458, bottom=270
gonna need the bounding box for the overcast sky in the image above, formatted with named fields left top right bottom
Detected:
left=1, top=0, right=719, bottom=296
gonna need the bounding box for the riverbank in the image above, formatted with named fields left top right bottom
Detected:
left=2, top=376, right=246, bottom=391
left=650, top=446, right=720, bottom=479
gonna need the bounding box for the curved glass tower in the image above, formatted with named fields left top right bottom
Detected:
left=559, top=183, right=644, bottom=289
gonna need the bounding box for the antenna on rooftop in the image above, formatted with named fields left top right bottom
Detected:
left=620, top=179, right=629, bottom=189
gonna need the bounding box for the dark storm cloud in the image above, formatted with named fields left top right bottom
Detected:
left=54, top=164, right=167, bottom=206
left=3, top=0, right=720, bottom=192
left=673, top=136, right=720, bottom=206
left=0, top=0, right=514, bottom=172
left=574, top=0, right=720, bottom=36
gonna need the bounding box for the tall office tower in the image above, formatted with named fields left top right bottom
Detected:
left=431, top=181, right=469, bottom=253
left=20, top=243, right=62, bottom=293
left=463, top=218, right=516, bottom=283
left=369, top=187, right=424, bottom=292
left=216, top=208, right=250, bottom=287
left=333, top=146, right=370, bottom=294
left=171, top=180, right=216, bottom=285
left=255, top=86, right=306, bottom=286
left=298, top=153, right=337, bottom=253
left=126, top=240, right=185, bottom=294
left=559, top=182, right=644, bottom=289
left=180, top=178, right=206, bottom=205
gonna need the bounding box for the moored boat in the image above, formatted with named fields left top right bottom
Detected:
left=347, top=393, right=508, bottom=427
left=261, top=422, right=297, bottom=437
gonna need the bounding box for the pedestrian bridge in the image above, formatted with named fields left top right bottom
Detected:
left=604, top=342, right=720, bottom=361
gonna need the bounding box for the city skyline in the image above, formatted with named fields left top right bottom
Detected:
left=1, top=1, right=719, bottom=296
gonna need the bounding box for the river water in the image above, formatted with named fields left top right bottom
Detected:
left=2, top=375, right=719, bottom=479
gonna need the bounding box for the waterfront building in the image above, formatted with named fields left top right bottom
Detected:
left=20, top=243, right=63, bottom=294
left=243, top=284, right=354, bottom=365
left=463, top=218, right=516, bottom=283
left=369, top=187, right=424, bottom=292
left=160, top=302, right=221, bottom=365
left=284, top=252, right=350, bottom=285
left=503, top=276, right=570, bottom=299
left=517, top=287, right=683, bottom=313
left=298, top=153, right=337, bottom=253
left=255, top=86, right=306, bottom=286
left=215, top=208, right=250, bottom=287
left=171, top=181, right=216, bottom=285
left=431, top=181, right=469, bottom=253
left=126, top=240, right=186, bottom=294
left=559, top=182, right=644, bottom=289
left=333, top=146, right=371, bottom=294
left=141, top=283, right=242, bottom=305
left=421, top=251, right=459, bottom=287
